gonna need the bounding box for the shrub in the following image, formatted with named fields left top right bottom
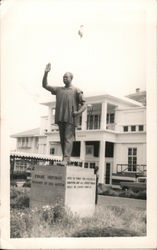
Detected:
left=10, top=187, right=146, bottom=238
left=10, top=209, right=33, bottom=238
left=99, top=187, right=146, bottom=200
left=101, top=188, right=120, bottom=197
left=10, top=188, right=21, bottom=199
left=10, top=204, right=146, bottom=238
left=10, top=187, right=30, bottom=209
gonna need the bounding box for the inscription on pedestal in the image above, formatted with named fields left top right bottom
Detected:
left=67, top=176, right=95, bottom=189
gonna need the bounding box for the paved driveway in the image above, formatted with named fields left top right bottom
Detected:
left=98, top=195, right=146, bottom=210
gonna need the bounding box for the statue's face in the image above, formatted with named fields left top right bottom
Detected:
left=63, top=73, right=72, bottom=85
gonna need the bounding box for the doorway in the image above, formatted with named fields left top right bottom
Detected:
left=105, top=163, right=111, bottom=184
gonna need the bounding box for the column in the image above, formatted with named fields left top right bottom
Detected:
left=46, top=137, right=50, bottom=155
left=81, top=108, right=87, bottom=130
left=48, top=107, right=52, bottom=132
left=80, top=141, right=86, bottom=167
left=98, top=140, right=106, bottom=184
left=112, top=143, right=117, bottom=174
left=100, top=102, right=107, bottom=130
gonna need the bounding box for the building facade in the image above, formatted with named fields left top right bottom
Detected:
left=11, top=90, right=146, bottom=185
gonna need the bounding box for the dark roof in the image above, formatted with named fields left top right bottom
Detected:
left=126, top=90, right=146, bottom=106
left=11, top=128, right=40, bottom=138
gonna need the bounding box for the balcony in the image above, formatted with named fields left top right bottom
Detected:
left=106, top=123, right=115, bottom=130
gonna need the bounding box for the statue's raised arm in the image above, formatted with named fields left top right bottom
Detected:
left=42, top=63, right=54, bottom=92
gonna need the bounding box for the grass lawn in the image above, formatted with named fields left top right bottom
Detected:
left=10, top=187, right=146, bottom=238
left=98, top=195, right=146, bottom=210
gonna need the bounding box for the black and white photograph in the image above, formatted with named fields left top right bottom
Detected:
left=1, top=0, right=157, bottom=249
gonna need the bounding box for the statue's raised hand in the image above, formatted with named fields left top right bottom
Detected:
left=45, top=63, right=51, bottom=73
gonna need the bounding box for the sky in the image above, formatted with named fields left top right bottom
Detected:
left=1, top=0, right=147, bottom=149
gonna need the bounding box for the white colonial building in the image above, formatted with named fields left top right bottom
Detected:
left=11, top=89, right=146, bottom=185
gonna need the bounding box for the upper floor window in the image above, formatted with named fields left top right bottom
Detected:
left=50, top=148, right=55, bottom=155
left=123, top=125, right=144, bottom=133
left=139, top=125, right=144, bottom=131
left=77, top=115, right=82, bottom=130
left=131, top=125, right=136, bottom=132
left=123, top=126, right=128, bottom=132
left=87, top=114, right=100, bottom=130
left=107, top=113, right=115, bottom=124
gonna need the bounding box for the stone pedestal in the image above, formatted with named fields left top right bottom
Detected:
left=30, top=165, right=96, bottom=217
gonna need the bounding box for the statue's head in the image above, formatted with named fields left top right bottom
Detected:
left=63, top=72, right=73, bottom=86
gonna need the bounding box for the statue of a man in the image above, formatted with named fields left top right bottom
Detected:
left=42, top=63, right=86, bottom=166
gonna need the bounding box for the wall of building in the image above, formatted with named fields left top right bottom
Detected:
left=17, top=137, right=39, bottom=153
left=40, top=116, right=48, bottom=135
left=113, top=142, right=146, bottom=173
left=115, top=108, right=146, bottom=132
left=38, top=136, right=47, bottom=154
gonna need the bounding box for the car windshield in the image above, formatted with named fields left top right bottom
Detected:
left=138, top=178, right=146, bottom=183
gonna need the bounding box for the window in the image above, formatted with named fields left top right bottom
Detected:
left=90, top=162, right=95, bottom=169
left=84, top=162, right=88, bottom=168
left=105, top=142, right=114, bottom=157
left=18, top=138, right=22, bottom=147
left=27, top=138, right=32, bottom=147
left=107, top=113, right=115, bottom=124
left=50, top=148, right=55, bottom=155
left=89, top=115, right=93, bottom=129
left=22, top=138, right=25, bottom=147
left=139, top=125, right=144, bottom=131
left=87, top=114, right=100, bottom=130
left=133, top=148, right=137, bottom=155
left=131, top=125, right=136, bottom=132
left=86, top=145, right=94, bottom=155
left=77, top=116, right=82, bottom=130
left=123, top=126, right=128, bottom=132
left=94, top=115, right=98, bottom=129
left=128, top=148, right=137, bottom=171
left=110, top=113, right=115, bottom=123
left=71, top=141, right=80, bottom=157
left=79, top=116, right=82, bottom=126
left=21, top=137, right=29, bottom=147
left=34, top=138, right=38, bottom=148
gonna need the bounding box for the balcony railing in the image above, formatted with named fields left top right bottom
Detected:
left=116, top=164, right=146, bottom=176
left=106, top=123, right=115, bottom=130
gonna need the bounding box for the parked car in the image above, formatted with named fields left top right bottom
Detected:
left=120, top=177, right=146, bottom=192
left=10, top=180, right=17, bottom=187
left=23, top=181, right=31, bottom=188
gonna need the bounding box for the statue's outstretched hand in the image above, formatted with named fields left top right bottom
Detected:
left=45, top=63, right=51, bottom=72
